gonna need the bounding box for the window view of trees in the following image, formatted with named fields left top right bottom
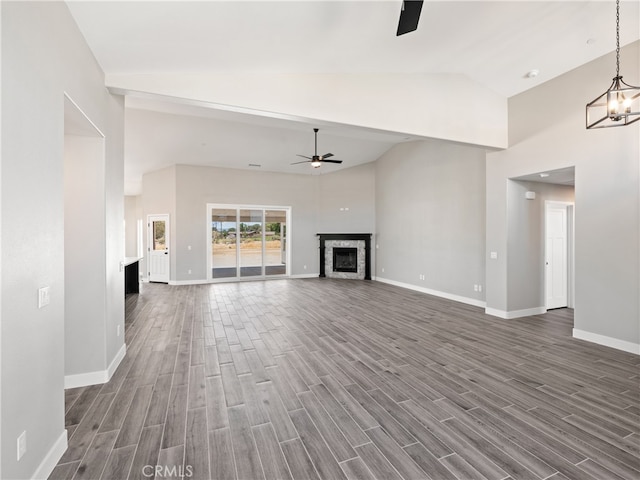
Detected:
left=212, top=222, right=282, bottom=245
left=153, top=221, right=166, bottom=250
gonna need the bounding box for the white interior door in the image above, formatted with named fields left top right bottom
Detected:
left=545, top=203, right=568, bottom=309
left=148, top=214, right=170, bottom=283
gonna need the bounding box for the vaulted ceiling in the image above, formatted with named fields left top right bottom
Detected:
left=66, top=1, right=640, bottom=194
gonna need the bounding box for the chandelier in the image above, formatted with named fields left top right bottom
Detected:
left=586, top=0, right=640, bottom=129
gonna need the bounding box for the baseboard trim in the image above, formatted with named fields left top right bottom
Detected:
left=375, top=277, right=486, bottom=308
left=64, top=369, right=108, bottom=389
left=290, top=273, right=319, bottom=279
left=64, top=343, right=126, bottom=389
left=107, top=343, right=127, bottom=379
left=168, top=274, right=320, bottom=285
left=573, top=328, right=640, bottom=355
left=485, top=306, right=547, bottom=319
left=169, top=279, right=211, bottom=286
left=33, top=429, right=68, bottom=480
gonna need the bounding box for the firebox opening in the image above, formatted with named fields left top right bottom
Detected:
left=333, top=247, right=358, bottom=273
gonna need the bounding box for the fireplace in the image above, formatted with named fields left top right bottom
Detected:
left=317, top=233, right=372, bottom=280
left=333, top=248, right=358, bottom=273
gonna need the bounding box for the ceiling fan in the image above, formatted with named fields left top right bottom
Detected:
left=397, top=0, right=424, bottom=36
left=291, top=128, right=343, bottom=168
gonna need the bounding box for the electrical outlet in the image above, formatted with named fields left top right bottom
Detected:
left=303, top=265, right=307, bottom=270
left=478, top=285, right=483, bottom=292
left=38, top=286, right=50, bottom=309
left=474, top=284, right=479, bottom=292
left=381, top=268, right=385, bottom=273
left=490, top=251, right=498, bottom=260
left=17, top=431, right=26, bottom=461
left=188, top=269, right=192, bottom=274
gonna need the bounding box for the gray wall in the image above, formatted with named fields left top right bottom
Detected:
left=507, top=181, right=575, bottom=311
left=1, top=2, right=124, bottom=478
left=375, top=140, right=486, bottom=302
left=124, top=195, right=142, bottom=257
left=486, top=41, right=639, bottom=346
left=141, top=163, right=376, bottom=282
left=317, top=163, right=376, bottom=234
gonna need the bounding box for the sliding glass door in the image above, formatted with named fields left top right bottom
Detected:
left=239, top=209, right=263, bottom=278
left=211, top=208, right=238, bottom=279
left=209, top=205, right=290, bottom=280
left=265, top=210, right=287, bottom=276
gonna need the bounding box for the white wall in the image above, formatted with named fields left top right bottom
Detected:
left=486, top=41, right=639, bottom=352
left=141, top=166, right=177, bottom=280
left=64, top=134, right=106, bottom=378
left=108, top=72, right=508, bottom=149
left=124, top=195, right=143, bottom=257
left=141, top=163, right=376, bottom=282
left=1, top=2, right=124, bottom=478
left=375, top=140, right=486, bottom=305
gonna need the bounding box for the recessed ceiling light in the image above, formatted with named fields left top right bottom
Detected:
left=539, top=173, right=550, bottom=178
left=525, top=69, right=540, bottom=79
left=586, top=38, right=596, bottom=45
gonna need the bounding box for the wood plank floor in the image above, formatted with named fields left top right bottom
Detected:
left=50, top=279, right=640, bottom=480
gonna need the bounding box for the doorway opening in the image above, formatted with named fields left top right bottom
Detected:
left=208, top=204, right=291, bottom=281
left=63, top=93, right=107, bottom=385
left=510, top=166, right=576, bottom=318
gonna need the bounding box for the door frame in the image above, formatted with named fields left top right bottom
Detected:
left=544, top=201, right=575, bottom=309
left=147, top=213, right=170, bottom=283
left=207, top=203, right=291, bottom=282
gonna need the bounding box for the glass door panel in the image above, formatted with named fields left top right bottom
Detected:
left=211, top=208, right=238, bottom=279
left=239, top=209, right=263, bottom=277
left=265, top=210, right=287, bottom=276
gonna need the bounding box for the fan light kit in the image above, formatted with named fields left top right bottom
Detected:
left=292, top=129, right=343, bottom=169
left=586, top=0, right=640, bottom=129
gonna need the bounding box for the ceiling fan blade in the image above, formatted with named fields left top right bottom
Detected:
left=397, top=0, right=423, bottom=36
left=291, top=160, right=311, bottom=165
left=321, top=153, right=334, bottom=159
left=296, top=154, right=313, bottom=159
left=322, top=159, right=343, bottom=164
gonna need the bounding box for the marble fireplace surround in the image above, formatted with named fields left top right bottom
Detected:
left=317, top=233, right=372, bottom=280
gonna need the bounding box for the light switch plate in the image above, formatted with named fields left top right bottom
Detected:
left=38, top=287, right=50, bottom=309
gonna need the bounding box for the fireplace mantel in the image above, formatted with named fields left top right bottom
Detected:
left=317, top=233, right=372, bottom=280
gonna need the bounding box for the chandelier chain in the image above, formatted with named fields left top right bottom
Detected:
left=616, top=0, right=620, bottom=77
